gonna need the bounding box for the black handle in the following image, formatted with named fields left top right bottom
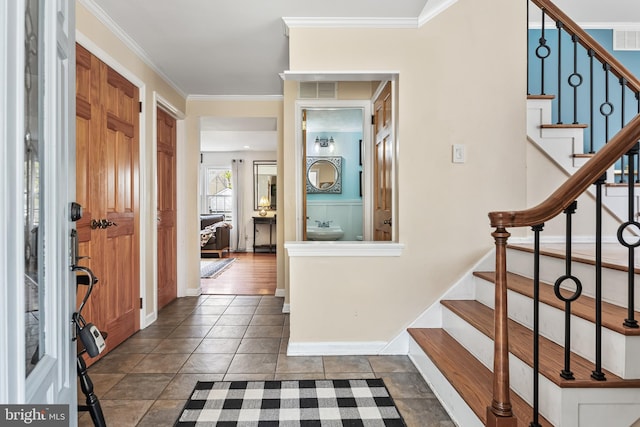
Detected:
left=90, top=219, right=118, bottom=229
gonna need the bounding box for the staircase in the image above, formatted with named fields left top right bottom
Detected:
left=408, top=244, right=640, bottom=426
left=405, top=0, right=640, bottom=425
left=527, top=95, right=638, bottom=224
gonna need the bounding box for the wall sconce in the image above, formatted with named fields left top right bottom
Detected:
left=258, top=196, right=270, bottom=216
left=314, top=136, right=335, bottom=152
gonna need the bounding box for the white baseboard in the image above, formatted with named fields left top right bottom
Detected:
left=186, top=287, right=202, bottom=297
left=287, top=341, right=388, bottom=356
left=143, top=311, right=157, bottom=329
left=275, top=288, right=286, bottom=298
left=282, top=303, right=290, bottom=313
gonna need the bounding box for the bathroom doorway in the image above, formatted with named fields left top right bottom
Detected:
left=298, top=102, right=372, bottom=241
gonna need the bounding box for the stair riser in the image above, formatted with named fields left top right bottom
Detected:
left=506, top=248, right=640, bottom=310
left=528, top=101, right=582, bottom=174
left=475, top=277, right=640, bottom=379
left=441, top=307, right=640, bottom=426
left=408, top=340, right=484, bottom=427
left=441, top=307, right=563, bottom=424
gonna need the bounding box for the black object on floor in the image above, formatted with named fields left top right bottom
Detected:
left=175, top=378, right=406, bottom=426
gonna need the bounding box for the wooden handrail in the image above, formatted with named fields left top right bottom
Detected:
left=531, top=0, right=640, bottom=94
left=490, top=113, right=640, bottom=228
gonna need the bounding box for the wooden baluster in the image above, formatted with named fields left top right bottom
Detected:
left=486, top=227, right=517, bottom=427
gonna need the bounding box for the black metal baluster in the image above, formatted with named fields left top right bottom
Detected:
left=530, top=224, right=544, bottom=427
left=592, top=174, right=606, bottom=381
left=618, top=144, right=640, bottom=329
left=569, top=35, right=583, bottom=124
left=536, top=10, right=550, bottom=95
left=588, top=49, right=595, bottom=153
left=602, top=63, right=614, bottom=145
left=620, top=79, right=627, bottom=183
left=554, top=200, right=581, bottom=380
left=621, top=78, right=627, bottom=128
left=557, top=21, right=564, bottom=124
left=527, top=0, right=530, bottom=96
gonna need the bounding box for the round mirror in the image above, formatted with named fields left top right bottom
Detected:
left=306, top=156, right=342, bottom=194
left=308, top=160, right=338, bottom=190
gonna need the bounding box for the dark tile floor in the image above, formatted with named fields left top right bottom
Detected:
left=78, top=295, right=454, bottom=426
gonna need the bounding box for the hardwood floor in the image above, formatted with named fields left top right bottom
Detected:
left=200, top=252, right=276, bottom=295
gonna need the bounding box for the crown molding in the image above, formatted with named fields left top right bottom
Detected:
left=187, top=94, right=284, bottom=102
left=78, top=0, right=186, bottom=99
left=282, top=17, right=418, bottom=36
left=418, top=0, right=459, bottom=27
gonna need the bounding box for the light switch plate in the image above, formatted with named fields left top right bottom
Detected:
left=452, top=144, right=466, bottom=163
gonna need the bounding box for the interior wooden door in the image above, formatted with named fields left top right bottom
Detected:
left=156, top=107, right=177, bottom=309
left=75, top=44, right=140, bottom=359
left=302, top=109, right=308, bottom=241
left=373, top=82, right=393, bottom=241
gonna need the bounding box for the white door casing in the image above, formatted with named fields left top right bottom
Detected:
left=0, top=0, right=76, bottom=417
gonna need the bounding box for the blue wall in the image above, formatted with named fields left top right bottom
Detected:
left=306, top=131, right=362, bottom=201
left=306, top=131, right=363, bottom=240
left=528, top=29, right=640, bottom=153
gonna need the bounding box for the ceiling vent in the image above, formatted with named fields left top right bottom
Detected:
left=299, top=82, right=337, bottom=99
left=614, top=30, right=640, bottom=51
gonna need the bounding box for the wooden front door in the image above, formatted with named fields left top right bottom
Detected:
left=157, top=107, right=177, bottom=308
left=373, top=82, right=393, bottom=241
left=75, top=44, right=140, bottom=358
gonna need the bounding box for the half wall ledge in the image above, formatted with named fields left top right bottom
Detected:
left=285, top=241, right=404, bottom=257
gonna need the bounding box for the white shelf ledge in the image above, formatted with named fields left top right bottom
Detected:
left=285, top=241, right=404, bottom=257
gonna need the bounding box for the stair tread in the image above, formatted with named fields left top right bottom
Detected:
left=408, top=328, right=552, bottom=427
left=441, top=299, right=640, bottom=387
left=527, top=94, right=555, bottom=100
left=474, top=271, right=640, bottom=336
left=605, top=182, right=640, bottom=187
left=540, top=123, right=588, bottom=128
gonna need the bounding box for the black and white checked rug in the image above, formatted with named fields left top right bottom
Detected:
left=175, top=379, right=407, bottom=426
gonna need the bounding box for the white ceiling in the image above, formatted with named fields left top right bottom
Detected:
left=88, top=0, right=640, bottom=98
left=90, top=0, right=428, bottom=97
left=87, top=0, right=640, bottom=152
left=200, top=117, right=278, bottom=152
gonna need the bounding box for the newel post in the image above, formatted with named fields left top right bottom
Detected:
left=486, top=227, right=517, bottom=427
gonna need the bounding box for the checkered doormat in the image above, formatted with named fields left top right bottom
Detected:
left=175, top=379, right=407, bottom=426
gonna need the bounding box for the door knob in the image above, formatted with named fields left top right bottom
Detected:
left=90, top=219, right=118, bottom=229
left=383, top=218, right=392, bottom=226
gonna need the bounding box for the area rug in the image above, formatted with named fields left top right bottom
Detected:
left=200, top=258, right=236, bottom=278
left=175, top=379, right=406, bottom=426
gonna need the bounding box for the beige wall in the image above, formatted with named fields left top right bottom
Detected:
left=185, top=99, right=285, bottom=295
left=285, top=0, right=528, bottom=345
left=76, top=1, right=186, bottom=321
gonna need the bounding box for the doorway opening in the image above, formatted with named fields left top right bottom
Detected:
left=199, top=116, right=278, bottom=295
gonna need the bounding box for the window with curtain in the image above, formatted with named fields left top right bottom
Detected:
left=204, top=167, right=233, bottom=225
